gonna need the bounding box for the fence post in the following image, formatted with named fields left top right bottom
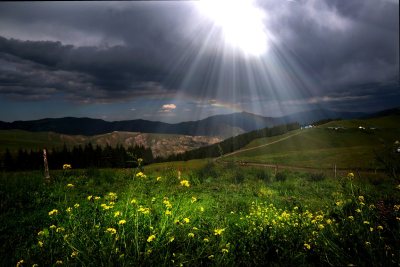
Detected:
left=43, top=148, right=51, bottom=183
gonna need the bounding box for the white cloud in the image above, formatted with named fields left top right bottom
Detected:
left=160, top=103, right=176, bottom=113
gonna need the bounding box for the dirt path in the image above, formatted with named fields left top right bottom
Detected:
left=219, top=130, right=304, bottom=159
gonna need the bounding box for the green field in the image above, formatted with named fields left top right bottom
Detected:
left=223, top=115, right=400, bottom=169
left=1, top=160, right=399, bottom=266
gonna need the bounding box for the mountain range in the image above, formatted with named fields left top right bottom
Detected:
left=0, top=109, right=371, bottom=138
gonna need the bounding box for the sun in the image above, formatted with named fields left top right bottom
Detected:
left=197, top=0, right=269, bottom=56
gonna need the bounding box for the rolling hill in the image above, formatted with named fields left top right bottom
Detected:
left=221, top=113, right=400, bottom=170
left=0, top=130, right=221, bottom=158
left=0, top=109, right=368, bottom=138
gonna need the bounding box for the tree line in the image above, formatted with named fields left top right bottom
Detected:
left=0, top=143, right=154, bottom=171
left=166, top=122, right=300, bottom=161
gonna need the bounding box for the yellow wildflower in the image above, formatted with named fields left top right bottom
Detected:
left=180, top=179, right=190, bottom=187
left=377, top=225, right=384, bottom=231
left=38, top=241, right=44, bottom=247
left=356, top=209, right=362, bottom=213
left=394, top=205, right=400, bottom=211
left=326, top=219, right=332, bottom=225
left=48, top=209, right=58, bottom=216
left=87, top=195, right=93, bottom=201
left=106, top=228, right=117, bottom=235
left=74, top=203, right=80, bottom=209
left=370, top=227, right=374, bottom=232
left=38, top=230, right=45, bottom=236
left=183, top=217, right=190, bottom=224
left=192, top=227, right=199, bottom=231
left=165, top=210, right=172, bottom=216
left=365, top=241, right=371, bottom=246
left=114, top=211, right=121, bottom=217
left=358, top=196, right=364, bottom=202
left=363, top=221, right=370, bottom=225
left=156, top=176, right=162, bottom=181
left=56, top=227, right=65, bottom=233
left=138, top=206, right=150, bottom=214
left=66, top=183, right=74, bottom=188
left=203, top=238, right=209, bottom=242
left=94, top=196, right=101, bottom=200
left=147, top=234, right=156, bottom=242
left=71, top=251, right=78, bottom=258
left=66, top=207, right=72, bottom=213
left=347, top=172, right=354, bottom=180
left=16, top=260, right=24, bottom=267
left=191, top=196, right=197, bottom=203
left=50, top=225, right=57, bottom=229
left=118, top=220, right=126, bottom=225
left=318, top=224, right=325, bottom=230
left=169, top=236, right=175, bottom=243
left=304, top=243, right=311, bottom=250
left=200, top=206, right=205, bottom=212
left=63, top=164, right=72, bottom=170
left=136, top=172, right=147, bottom=179
left=55, top=260, right=63, bottom=265
left=131, top=198, right=137, bottom=204
left=208, top=255, right=214, bottom=259
left=188, top=232, right=195, bottom=238
left=214, top=228, right=226, bottom=236
left=221, top=248, right=229, bottom=253
left=348, top=216, right=354, bottom=221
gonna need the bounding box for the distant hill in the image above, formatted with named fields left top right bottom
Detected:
left=0, top=109, right=370, bottom=138
left=0, top=130, right=221, bottom=158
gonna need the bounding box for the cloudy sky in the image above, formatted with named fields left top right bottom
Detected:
left=0, top=0, right=398, bottom=123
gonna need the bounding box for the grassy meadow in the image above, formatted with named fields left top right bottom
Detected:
left=223, top=115, right=400, bottom=169
left=1, top=159, right=399, bottom=266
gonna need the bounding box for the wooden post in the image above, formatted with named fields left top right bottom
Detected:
left=43, top=148, right=51, bottom=183
left=334, top=164, right=337, bottom=179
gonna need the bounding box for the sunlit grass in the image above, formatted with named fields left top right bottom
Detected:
left=1, top=162, right=399, bottom=266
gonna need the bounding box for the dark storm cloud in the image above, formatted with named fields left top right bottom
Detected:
left=0, top=0, right=398, bottom=110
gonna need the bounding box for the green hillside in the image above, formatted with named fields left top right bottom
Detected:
left=223, top=115, right=400, bottom=169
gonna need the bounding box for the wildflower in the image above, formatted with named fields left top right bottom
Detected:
left=335, top=201, right=343, bottom=206
left=106, top=228, right=117, bottom=235
left=87, top=195, right=93, bottom=201
left=50, top=225, right=57, bottom=229
left=208, top=255, right=214, bottom=259
left=114, top=211, right=121, bottom=217
left=188, top=232, right=195, bottom=238
left=304, top=243, right=311, bottom=250
left=326, top=219, right=332, bottom=225
left=56, top=227, right=65, bottom=233
left=192, top=227, right=199, bottom=231
left=101, top=204, right=111, bottom=210
left=180, top=180, right=190, bottom=187
left=71, top=251, right=78, bottom=258
left=396, top=184, right=400, bottom=190
left=130, top=198, right=137, bottom=204
left=138, top=206, right=150, bottom=214
left=38, top=230, right=45, bottom=236
left=363, top=221, right=370, bottom=225
left=191, top=196, right=197, bottom=203
left=356, top=209, right=362, bottom=213
left=16, top=260, right=24, bottom=267
left=156, top=176, right=162, bottom=181
left=169, top=236, right=175, bottom=243
left=221, top=248, right=229, bottom=253
left=370, top=227, right=374, bottom=232
left=318, top=224, right=325, bottom=230
left=163, top=199, right=172, bottom=209
left=38, top=241, right=44, bottom=247
left=165, top=210, right=172, bottom=216
left=55, top=260, right=63, bottom=265
left=108, top=192, right=118, bottom=200
left=214, top=228, right=225, bottom=236
left=358, top=196, right=364, bottom=202
left=369, top=204, right=375, bottom=209
left=377, top=225, right=384, bottom=231
left=74, top=203, right=80, bottom=209
left=347, top=172, right=355, bottom=180
left=66, top=207, right=72, bottom=213
left=118, top=220, right=126, bottom=225
left=147, top=234, right=156, bottom=242
left=94, top=196, right=101, bottom=200
left=63, top=164, right=72, bottom=170
left=200, top=206, right=204, bottom=212
left=32, top=264, right=39, bottom=267
left=394, top=205, right=400, bottom=212
left=136, top=172, right=147, bottom=179
left=49, top=209, right=58, bottom=216
left=365, top=241, right=371, bottom=246
left=183, top=217, right=190, bottom=224
left=67, top=183, right=74, bottom=188
left=203, top=238, right=209, bottom=243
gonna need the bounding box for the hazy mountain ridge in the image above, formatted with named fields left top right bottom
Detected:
left=0, top=108, right=377, bottom=138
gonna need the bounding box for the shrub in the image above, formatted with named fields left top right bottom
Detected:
left=308, top=172, right=326, bottom=182
left=275, top=172, right=288, bottom=182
